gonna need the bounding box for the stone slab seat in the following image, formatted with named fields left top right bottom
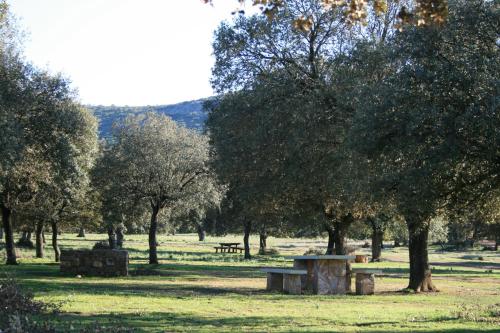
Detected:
left=261, top=268, right=307, bottom=295
left=351, top=268, right=383, bottom=295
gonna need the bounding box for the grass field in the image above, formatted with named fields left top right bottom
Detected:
left=1, top=233, right=499, bottom=332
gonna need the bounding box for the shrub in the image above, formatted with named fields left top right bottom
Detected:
left=0, top=277, right=57, bottom=316
left=0, top=277, right=61, bottom=332
left=258, top=248, right=280, bottom=256
left=303, top=248, right=324, bottom=255
left=92, top=241, right=110, bottom=250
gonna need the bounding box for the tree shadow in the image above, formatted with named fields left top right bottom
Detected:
left=43, top=311, right=500, bottom=333
left=431, top=261, right=500, bottom=271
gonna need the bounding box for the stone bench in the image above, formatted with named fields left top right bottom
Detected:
left=351, top=268, right=383, bottom=295
left=261, top=268, right=307, bottom=295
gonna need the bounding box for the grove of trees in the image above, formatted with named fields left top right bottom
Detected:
left=206, top=0, right=499, bottom=291
left=1, top=0, right=498, bottom=296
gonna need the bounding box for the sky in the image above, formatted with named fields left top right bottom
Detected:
left=8, top=0, right=245, bottom=106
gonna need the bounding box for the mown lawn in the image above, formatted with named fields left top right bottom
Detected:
left=1, top=233, right=499, bottom=332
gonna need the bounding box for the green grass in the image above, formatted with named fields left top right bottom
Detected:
left=1, top=233, right=499, bottom=332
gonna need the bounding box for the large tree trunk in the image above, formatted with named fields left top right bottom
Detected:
left=196, top=224, right=206, bottom=242
left=1, top=204, right=17, bottom=265
left=325, top=224, right=335, bottom=255
left=51, top=221, right=60, bottom=262
left=243, top=221, right=251, bottom=260
left=371, top=230, right=383, bottom=262
left=107, top=225, right=116, bottom=249
left=116, top=227, right=124, bottom=248
left=77, top=226, right=85, bottom=238
left=149, top=204, right=160, bottom=264
left=407, top=220, right=437, bottom=292
left=333, top=214, right=353, bottom=255
left=259, top=231, right=267, bottom=254
left=35, top=221, right=45, bottom=258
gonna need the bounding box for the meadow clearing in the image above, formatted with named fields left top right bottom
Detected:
left=1, top=234, right=499, bottom=332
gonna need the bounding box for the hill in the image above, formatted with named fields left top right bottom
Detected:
left=88, top=99, right=208, bottom=139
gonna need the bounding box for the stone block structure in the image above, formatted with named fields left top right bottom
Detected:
left=60, top=249, right=128, bottom=277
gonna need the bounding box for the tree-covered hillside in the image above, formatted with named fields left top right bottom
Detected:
left=88, top=99, right=207, bottom=138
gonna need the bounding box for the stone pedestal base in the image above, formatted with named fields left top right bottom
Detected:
left=267, top=273, right=283, bottom=292
left=313, top=259, right=347, bottom=295
left=293, top=259, right=314, bottom=291
left=283, top=274, right=301, bottom=294
left=355, top=273, right=375, bottom=295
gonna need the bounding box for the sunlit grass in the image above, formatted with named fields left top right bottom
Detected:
left=1, top=233, right=499, bottom=332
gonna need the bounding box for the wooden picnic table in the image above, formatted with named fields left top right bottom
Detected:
left=289, top=255, right=356, bottom=295
left=214, top=242, right=243, bottom=253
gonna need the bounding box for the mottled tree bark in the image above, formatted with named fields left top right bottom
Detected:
left=197, top=224, right=206, bottom=241
left=1, top=204, right=17, bottom=265
left=149, top=204, right=160, bottom=264
left=325, top=224, right=335, bottom=255
left=333, top=214, right=354, bottom=255
left=259, top=231, right=267, bottom=254
left=77, top=226, right=86, bottom=237
left=51, top=221, right=60, bottom=262
left=108, top=225, right=116, bottom=250
left=116, top=227, right=124, bottom=248
left=35, top=221, right=45, bottom=258
left=371, top=230, right=383, bottom=262
left=407, top=219, right=437, bottom=292
left=243, top=220, right=251, bottom=259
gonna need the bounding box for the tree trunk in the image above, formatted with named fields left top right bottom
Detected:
left=77, top=226, right=85, bottom=238
left=35, top=221, right=44, bottom=258
left=149, top=205, right=160, bottom=264
left=51, top=221, right=60, bottom=262
left=27, top=231, right=33, bottom=243
left=243, top=221, right=251, bottom=259
left=108, top=225, right=116, bottom=250
left=394, top=239, right=400, bottom=247
left=407, top=220, right=437, bottom=292
left=259, top=231, right=267, bottom=254
left=325, top=224, right=335, bottom=255
left=116, top=227, right=124, bottom=248
left=371, top=230, right=383, bottom=262
left=0, top=225, right=3, bottom=239
left=333, top=214, right=353, bottom=255
left=19, top=231, right=28, bottom=243
left=2, top=204, right=17, bottom=265
left=197, top=224, right=206, bottom=242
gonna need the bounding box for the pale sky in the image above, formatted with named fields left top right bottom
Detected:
left=9, top=0, right=245, bottom=106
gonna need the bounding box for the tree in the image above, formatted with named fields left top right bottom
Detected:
left=351, top=0, right=499, bottom=291
left=97, top=113, right=221, bottom=264
left=205, top=0, right=449, bottom=27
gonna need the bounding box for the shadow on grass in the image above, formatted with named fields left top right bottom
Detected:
left=43, top=311, right=500, bottom=333
left=20, top=278, right=264, bottom=297
left=431, top=261, right=500, bottom=270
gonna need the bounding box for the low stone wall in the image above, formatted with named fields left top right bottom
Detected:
left=60, top=249, right=128, bottom=277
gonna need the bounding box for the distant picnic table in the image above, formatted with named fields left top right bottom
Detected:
left=214, top=242, right=244, bottom=253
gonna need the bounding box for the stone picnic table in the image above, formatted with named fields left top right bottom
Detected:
left=289, top=255, right=356, bottom=295
left=214, top=242, right=244, bottom=253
